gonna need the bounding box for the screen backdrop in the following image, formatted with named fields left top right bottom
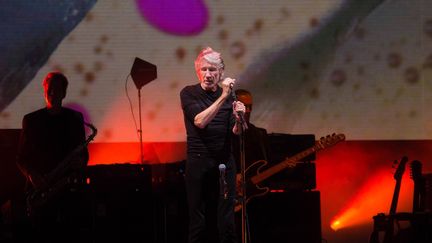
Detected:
left=1, top=1, right=432, bottom=243
left=1, top=0, right=431, bottom=142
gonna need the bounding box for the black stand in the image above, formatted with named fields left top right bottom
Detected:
left=231, top=90, right=250, bottom=243
left=130, top=57, right=157, bottom=164
left=138, top=88, right=144, bottom=164
left=239, top=127, right=250, bottom=243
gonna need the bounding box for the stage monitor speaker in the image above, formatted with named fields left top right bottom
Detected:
left=152, top=161, right=188, bottom=243
left=85, top=164, right=154, bottom=242
left=246, top=191, right=322, bottom=243
left=130, top=57, right=157, bottom=89
left=86, top=164, right=152, bottom=193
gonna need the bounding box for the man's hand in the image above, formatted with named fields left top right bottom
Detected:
left=232, top=101, right=248, bottom=132
left=232, top=101, right=246, bottom=121
left=221, top=77, right=235, bottom=96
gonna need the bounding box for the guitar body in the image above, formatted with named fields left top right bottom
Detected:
left=244, top=160, right=271, bottom=203
left=26, top=123, right=97, bottom=214
left=235, top=160, right=270, bottom=212
left=27, top=172, right=86, bottom=214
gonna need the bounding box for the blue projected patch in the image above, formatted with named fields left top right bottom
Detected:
left=0, top=0, right=97, bottom=111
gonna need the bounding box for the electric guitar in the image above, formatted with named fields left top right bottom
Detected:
left=410, top=160, right=425, bottom=213
left=370, top=156, right=408, bottom=243
left=388, top=156, right=408, bottom=214
left=235, top=133, right=345, bottom=212
left=26, top=123, right=97, bottom=212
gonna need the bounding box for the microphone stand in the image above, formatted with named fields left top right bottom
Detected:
left=231, top=90, right=249, bottom=243
left=239, top=124, right=249, bottom=243
left=138, top=88, right=144, bottom=164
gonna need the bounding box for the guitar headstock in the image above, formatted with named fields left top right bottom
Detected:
left=393, top=156, right=408, bottom=181
left=316, top=133, right=346, bottom=150
left=410, top=160, right=422, bottom=181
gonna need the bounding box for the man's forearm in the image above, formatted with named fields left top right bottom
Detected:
left=194, top=94, right=228, bottom=128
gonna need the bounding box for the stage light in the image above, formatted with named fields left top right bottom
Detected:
left=329, top=169, right=412, bottom=231
left=330, top=220, right=341, bottom=231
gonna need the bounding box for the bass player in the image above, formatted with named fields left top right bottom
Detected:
left=17, top=71, right=89, bottom=243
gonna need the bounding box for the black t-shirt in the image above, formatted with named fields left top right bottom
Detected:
left=18, top=107, right=88, bottom=176
left=180, top=84, right=235, bottom=159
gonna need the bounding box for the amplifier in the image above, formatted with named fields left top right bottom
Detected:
left=246, top=191, right=322, bottom=243
left=264, top=133, right=317, bottom=190
left=85, top=164, right=154, bottom=242
left=262, top=162, right=316, bottom=191
left=86, top=163, right=152, bottom=192
left=268, top=133, right=316, bottom=163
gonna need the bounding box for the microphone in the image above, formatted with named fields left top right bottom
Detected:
left=229, top=84, right=241, bottom=114
left=219, top=164, right=228, bottom=200
left=228, top=80, right=248, bottom=130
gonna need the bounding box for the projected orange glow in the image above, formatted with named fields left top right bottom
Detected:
left=95, top=94, right=185, bottom=141
left=86, top=93, right=187, bottom=165
left=88, top=142, right=187, bottom=165
left=315, top=140, right=432, bottom=241
left=330, top=170, right=413, bottom=231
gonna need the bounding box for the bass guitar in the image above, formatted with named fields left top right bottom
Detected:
left=235, top=133, right=345, bottom=212
left=370, top=156, right=408, bottom=243
left=26, top=123, right=97, bottom=212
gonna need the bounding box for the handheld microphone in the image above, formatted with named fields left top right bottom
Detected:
left=219, top=164, right=228, bottom=200
left=229, top=84, right=248, bottom=130
left=230, top=84, right=243, bottom=114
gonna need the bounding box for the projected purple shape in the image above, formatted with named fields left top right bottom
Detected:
left=136, top=0, right=208, bottom=36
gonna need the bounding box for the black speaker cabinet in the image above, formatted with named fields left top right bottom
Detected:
left=246, top=191, right=322, bottom=243
left=266, top=133, right=317, bottom=191
left=85, top=164, right=154, bottom=243
left=152, top=162, right=188, bottom=243
left=268, top=133, right=316, bottom=162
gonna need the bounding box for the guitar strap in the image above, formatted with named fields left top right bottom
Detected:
left=256, top=128, right=268, bottom=162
